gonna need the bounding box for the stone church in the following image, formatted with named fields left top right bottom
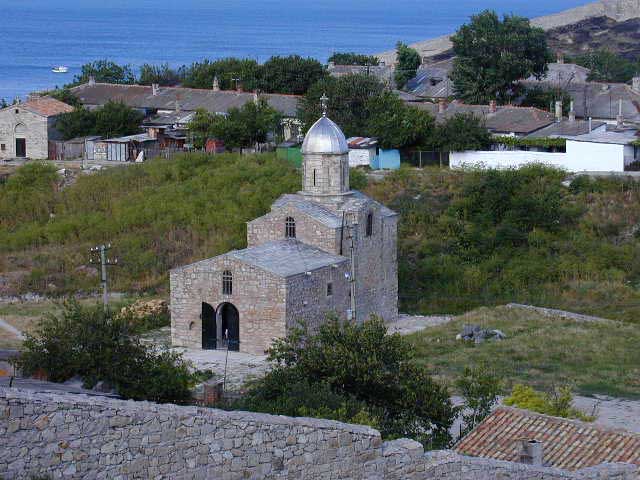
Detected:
left=170, top=107, right=398, bottom=355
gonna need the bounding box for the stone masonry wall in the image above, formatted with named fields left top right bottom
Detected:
left=0, top=106, right=49, bottom=160
left=1, top=388, right=637, bottom=480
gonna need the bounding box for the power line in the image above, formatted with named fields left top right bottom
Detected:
left=89, top=243, right=119, bottom=312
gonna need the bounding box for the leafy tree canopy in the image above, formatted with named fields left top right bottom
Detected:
left=236, top=316, right=455, bottom=448
left=299, top=74, right=385, bottom=137
left=71, top=59, right=136, bottom=86
left=258, top=55, right=327, bottom=95
left=451, top=10, right=551, bottom=103
left=182, top=57, right=260, bottom=91
left=519, top=85, right=572, bottom=115
left=47, top=88, right=81, bottom=108
left=365, top=91, right=435, bottom=149
left=56, top=101, right=143, bottom=140
left=572, top=50, right=640, bottom=83
left=394, top=42, right=421, bottom=89
left=138, top=63, right=183, bottom=86
left=328, top=52, right=380, bottom=66
left=432, top=114, right=492, bottom=152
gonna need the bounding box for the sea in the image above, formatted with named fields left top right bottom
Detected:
left=1, top=0, right=589, bottom=101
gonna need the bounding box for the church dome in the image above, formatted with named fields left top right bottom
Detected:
left=301, top=116, right=349, bottom=155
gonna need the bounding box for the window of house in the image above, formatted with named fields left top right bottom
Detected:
left=365, top=212, right=373, bottom=237
left=326, top=282, right=333, bottom=297
left=14, top=109, right=19, bottom=114
left=222, top=270, right=233, bottom=295
left=285, top=216, right=296, bottom=238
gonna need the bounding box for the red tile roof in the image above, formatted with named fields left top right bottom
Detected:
left=19, top=96, right=74, bottom=117
left=456, top=407, right=640, bottom=471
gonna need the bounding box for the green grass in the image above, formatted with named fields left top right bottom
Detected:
left=407, top=306, right=640, bottom=399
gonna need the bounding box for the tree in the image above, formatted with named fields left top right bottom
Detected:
left=138, top=63, right=182, bottom=86
left=328, top=52, right=380, bottom=66
left=258, top=55, right=327, bottom=95
left=572, top=50, right=640, bottom=83
left=190, top=98, right=282, bottom=149
left=456, top=364, right=502, bottom=436
left=55, top=107, right=97, bottom=140
left=71, top=59, right=136, bottom=86
left=365, top=91, right=435, bottom=149
left=94, top=101, right=144, bottom=138
left=182, top=57, right=259, bottom=90
left=238, top=316, right=456, bottom=448
left=47, top=88, right=81, bottom=108
left=450, top=10, right=551, bottom=103
left=520, top=85, right=572, bottom=115
left=394, top=42, right=422, bottom=89
left=14, top=301, right=196, bottom=404
left=433, top=114, right=492, bottom=152
left=504, top=384, right=595, bottom=421
left=299, top=74, right=385, bottom=137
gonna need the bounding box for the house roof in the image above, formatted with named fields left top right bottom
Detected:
left=14, top=96, right=74, bottom=117
left=271, top=194, right=342, bottom=228
left=567, top=128, right=639, bottom=145
left=525, top=62, right=591, bottom=86
left=347, top=137, right=378, bottom=149
left=456, top=407, right=640, bottom=471
left=526, top=119, right=606, bottom=138
left=227, top=239, right=347, bottom=277
left=141, top=111, right=195, bottom=127
left=521, top=80, right=640, bottom=122
left=412, top=101, right=555, bottom=134
left=70, top=83, right=300, bottom=117
left=406, top=59, right=454, bottom=99
left=327, top=64, right=394, bottom=85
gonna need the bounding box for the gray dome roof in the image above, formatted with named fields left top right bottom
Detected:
left=301, top=116, right=349, bottom=154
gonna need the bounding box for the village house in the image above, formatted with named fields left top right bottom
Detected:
left=70, top=79, right=302, bottom=140
left=170, top=103, right=398, bottom=355
left=0, top=96, right=73, bottom=160
left=457, top=406, right=640, bottom=470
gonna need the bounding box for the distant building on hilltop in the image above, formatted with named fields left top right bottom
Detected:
left=170, top=102, right=398, bottom=355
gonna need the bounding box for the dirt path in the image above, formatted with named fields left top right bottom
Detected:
left=0, top=318, right=24, bottom=341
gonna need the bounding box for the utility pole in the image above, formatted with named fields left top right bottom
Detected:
left=89, top=243, right=118, bottom=312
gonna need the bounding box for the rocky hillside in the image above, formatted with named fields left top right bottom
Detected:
left=376, top=0, right=640, bottom=64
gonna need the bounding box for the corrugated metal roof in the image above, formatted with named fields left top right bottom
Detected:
left=456, top=407, right=640, bottom=471
left=566, top=128, right=639, bottom=145
left=526, top=119, right=606, bottom=138
left=347, top=137, right=378, bottom=149
left=70, top=83, right=300, bottom=117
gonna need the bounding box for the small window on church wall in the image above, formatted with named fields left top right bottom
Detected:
left=0, top=144, right=5, bottom=151
left=327, top=282, right=333, bottom=297
left=222, top=270, right=233, bottom=295
left=285, top=217, right=296, bottom=238
left=313, top=169, right=317, bottom=186
left=365, top=212, right=373, bottom=237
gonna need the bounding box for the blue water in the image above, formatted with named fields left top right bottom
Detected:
left=1, top=0, right=588, bottom=100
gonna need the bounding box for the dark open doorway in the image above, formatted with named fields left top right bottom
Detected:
left=218, top=302, right=239, bottom=351
left=15, top=138, right=26, bottom=158
left=201, top=302, right=216, bottom=350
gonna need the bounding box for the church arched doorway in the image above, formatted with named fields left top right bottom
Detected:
left=218, top=302, right=239, bottom=351
left=201, top=302, right=216, bottom=350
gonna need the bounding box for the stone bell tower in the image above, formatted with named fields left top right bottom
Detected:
left=300, top=94, right=351, bottom=197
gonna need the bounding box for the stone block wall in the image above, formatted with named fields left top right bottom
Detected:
left=0, top=107, right=49, bottom=160
left=1, top=388, right=637, bottom=480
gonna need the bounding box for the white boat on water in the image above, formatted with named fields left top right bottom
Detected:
left=52, top=66, right=69, bottom=73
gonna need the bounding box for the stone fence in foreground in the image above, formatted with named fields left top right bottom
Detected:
left=0, top=387, right=636, bottom=479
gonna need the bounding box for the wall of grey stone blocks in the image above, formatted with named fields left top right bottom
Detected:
left=1, top=388, right=636, bottom=480
left=0, top=107, right=50, bottom=160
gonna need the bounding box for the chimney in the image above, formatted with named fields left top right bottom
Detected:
left=88, top=75, right=96, bottom=86
left=438, top=98, right=447, bottom=114
left=489, top=99, right=497, bottom=113
left=151, top=83, right=160, bottom=96
left=556, top=52, right=564, bottom=64
left=555, top=100, right=562, bottom=122
left=175, top=100, right=181, bottom=113
left=568, top=100, right=575, bottom=122
left=616, top=98, right=624, bottom=128
left=212, top=76, right=220, bottom=92
left=633, top=76, right=640, bottom=94
left=588, top=117, right=593, bottom=133
left=328, top=61, right=335, bottom=69
left=519, top=439, right=544, bottom=466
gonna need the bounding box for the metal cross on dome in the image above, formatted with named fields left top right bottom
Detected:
left=320, top=93, right=329, bottom=116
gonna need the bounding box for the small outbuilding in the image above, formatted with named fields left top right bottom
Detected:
left=347, top=137, right=378, bottom=168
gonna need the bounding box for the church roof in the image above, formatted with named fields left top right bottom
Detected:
left=301, top=116, right=349, bottom=155
left=272, top=194, right=342, bottom=227
left=227, top=240, right=347, bottom=278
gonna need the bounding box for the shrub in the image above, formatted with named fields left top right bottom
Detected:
left=15, top=301, right=195, bottom=404
left=456, top=363, right=502, bottom=436
left=504, top=384, right=595, bottom=421
left=235, top=316, right=456, bottom=448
